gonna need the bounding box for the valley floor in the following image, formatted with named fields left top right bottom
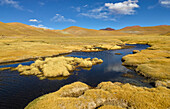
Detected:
left=0, top=34, right=170, bottom=108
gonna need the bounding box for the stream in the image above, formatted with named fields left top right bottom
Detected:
left=0, top=44, right=151, bottom=109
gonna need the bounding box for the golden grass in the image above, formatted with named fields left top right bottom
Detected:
left=1, top=22, right=170, bottom=108
left=118, top=25, right=170, bottom=35
left=63, top=26, right=128, bottom=36
left=99, top=105, right=125, bottom=109
left=0, top=22, right=72, bottom=37
left=1, top=33, right=169, bottom=84
left=16, top=56, right=103, bottom=79
left=0, top=36, right=123, bottom=63
left=25, top=81, right=170, bottom=109
left=120, top=36, right=170, bottom=81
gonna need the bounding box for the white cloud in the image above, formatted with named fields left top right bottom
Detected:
left=80, top=6, right=116, bottom=21
left=83, top=5, right=88, bottom=7
left=27, top=9, right=33, bottom=13
left=29, top=19, right=41, bottom=23
left=51, top=14, right=76, bottom=23
left=159, top=0, right=170, bottom=7
left=80, top=0, right=139, bottom=21
left=76, top=7, right=81, bottom=12
left=71, top=6, right=81, bottom=12
left=38, top=2, right=45, bottom=6
left=0, top=0, right=23, bottom=10
left=105, top=0, right=139, bottom=15
left=91, top=6, right=104, bottom=13
left=30, top=24, right=53, bottom=30
left=80, top=11, right=116, bottom=21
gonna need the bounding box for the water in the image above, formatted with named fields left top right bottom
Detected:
left=0, top=44, right=151, bottom=109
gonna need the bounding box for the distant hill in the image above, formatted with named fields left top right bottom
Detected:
left=63, top=26, right=126, bottom=36
left=118, top=25, right=170, bottom=35
left=100, top=28, right=115, bottom=31
left=122, top=25, right=141, bottom=29
left=0, top=21, right=169, bottom=37
left=0, top=22, right=72, bottom=37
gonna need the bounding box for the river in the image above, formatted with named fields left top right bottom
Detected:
left=0, top=44, right=151, bottom=109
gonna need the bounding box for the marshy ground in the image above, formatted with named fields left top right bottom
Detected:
left=0, top=24, right=170, bottom=108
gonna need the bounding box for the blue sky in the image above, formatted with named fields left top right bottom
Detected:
left=0, top=0, right=170, bottom=30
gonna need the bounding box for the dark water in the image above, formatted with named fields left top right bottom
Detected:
left=0, top=44, right=151, bottom=109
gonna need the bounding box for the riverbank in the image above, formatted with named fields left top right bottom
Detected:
left=0, top=44, right=153, bottom=109
left=0, top=36, right=123, bottom=64
left=24, top=35, right=170, bottom=108
left=25, top=81, right=170, bottom=109
left=117, top=35, right=170, bottom=87
left=0, top=34, right=170, bottom=108
left=1, top=35, right=169, bottom=82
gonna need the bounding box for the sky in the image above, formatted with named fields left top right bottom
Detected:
left=0, top=0, right=170, bottom=30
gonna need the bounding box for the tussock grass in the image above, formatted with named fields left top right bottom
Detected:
left=25, top=81, right=170, bottom=109
left=0, top=36, right=123, bottom=63
left=99, top=105, right=125, bottom=109
left=16, top=56, right=103, bottom=79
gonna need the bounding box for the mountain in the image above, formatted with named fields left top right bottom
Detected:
left=0, top=22, right=72, bottom=37
left=0, top=21, right=169, bottom=37
left=122, top=25, right=141, bottom=29
left=118, top=25, right=170, bottom=35
left=63, top=26, right=126, bottom=36
left=100, top=28, right=115, bottom=31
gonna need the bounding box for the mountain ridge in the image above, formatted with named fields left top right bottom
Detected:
left=0, top=21, right=169, bottom=37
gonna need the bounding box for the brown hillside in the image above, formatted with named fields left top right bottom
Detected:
left=100, top=27, right=115, bottom=31
left=1, top=22, right=170, bottom=37
left=122, top=25, right=141, bottom=29
left=118, top=25, right=170, bottom=35
left=0, top=22, right=72, bottom=37
left=63, top=26, right=127, bottom=36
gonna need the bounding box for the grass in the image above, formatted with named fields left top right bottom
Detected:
left=0, top=36, right=123, bottom=63
left=16, top=56, right=103, bottom=79
left=119, top=35, right=170, bottom=81
left=1, top=22, right=170, bottom=108
left=1, top=34, right=170, bottom=83
left=25, top=81, right=170, bottom=109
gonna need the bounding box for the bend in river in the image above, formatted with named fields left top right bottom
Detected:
left=0, top=44, right=150, bottom=109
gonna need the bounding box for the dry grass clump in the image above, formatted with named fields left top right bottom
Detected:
left=82, top=44, right=122, bottom=52
left=25, top=81, right=170, bottom=109
left=16, top=56, right=103, bottom=79
left=115, top=35, right=170, bottom=87
left=99, top=105, right=125, bottom=109
left=0, top=36, right=123, bottom=63
left=122, top=49, right=170, bottom=80
left=155, top=80, right=170, bottom=88
left=132, top=50, right=140, bottom=54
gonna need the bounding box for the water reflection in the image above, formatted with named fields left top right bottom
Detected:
left=0, top=44, right=151, bottom=109
left=106, top=64, right=129, bottom=73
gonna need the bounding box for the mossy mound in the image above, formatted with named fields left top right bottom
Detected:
left=25, top=81, right=170, bottom=109
left=122, top=50, right=170, bottom=80
left=155, top=80, right=170, bottom=88
left=82, top=44, right=122, bottom=52
left=99, top=105, right=125, bottom=109
left=16, top=56, right=103, bottom=79
left=132, top=50, right=140, bottom=54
